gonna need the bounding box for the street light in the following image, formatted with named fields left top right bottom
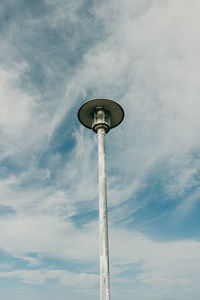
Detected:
left=78, top=98, right=124, bottom=300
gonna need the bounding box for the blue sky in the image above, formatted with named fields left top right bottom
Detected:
left=0, top=0, right=200, bottom=299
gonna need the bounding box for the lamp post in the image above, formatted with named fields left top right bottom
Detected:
left=78, top=99, right=124, bottom=300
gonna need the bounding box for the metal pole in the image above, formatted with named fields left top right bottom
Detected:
left=78, top=98, right=124, bottom=300
left=97, top=127, right=110, bottom=300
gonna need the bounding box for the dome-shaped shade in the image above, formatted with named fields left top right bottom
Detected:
left=78, top=98, right=124, bottom=130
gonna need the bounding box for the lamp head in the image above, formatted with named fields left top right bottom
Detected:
left=78, top=99, right=124, bottom=133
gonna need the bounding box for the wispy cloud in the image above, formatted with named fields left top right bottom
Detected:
left=0, top=268, right=98, bottom=288
left=1, top=0, right=200, bottom=299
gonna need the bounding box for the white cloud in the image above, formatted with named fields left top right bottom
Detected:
left=110, top=227, right=200, bottom=298
left=0, top=268, right=98, bottom=289
left=0, top=214, right=99, bottom=262
left=1, top=0, right=200, bottom=299
left=0, top=67, right=31, bottom=133
left=1, top=217, right=200, bottom=298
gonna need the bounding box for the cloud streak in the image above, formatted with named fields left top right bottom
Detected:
left=1, top=0, right=200, bottom=299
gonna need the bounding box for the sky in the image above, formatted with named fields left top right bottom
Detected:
left=0, top=0, right=200, bottom=299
